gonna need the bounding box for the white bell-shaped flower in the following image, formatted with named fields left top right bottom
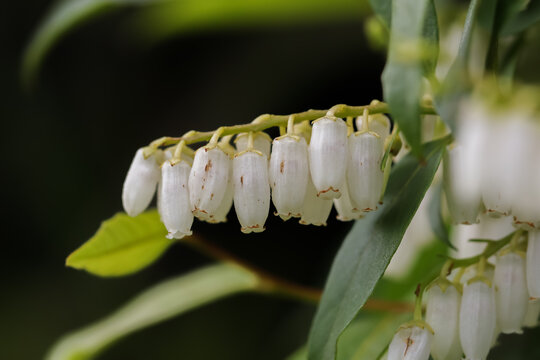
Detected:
left=188, top=145, right=231, bottom=221
left=205, top=168, right=234, bottom=224
left=122, top=148, right=162, bottom=217
left=443, top=145, right=481, bottom=225
left=388, top=325, right=433, bottom=360
left=235, top=132, right=272, bottom=159
left=494, top=251, right=528, bottom=334
left=459, top=279, right=496, bottom=360
left=347, top=131, right=384, bottom=212
left=308, top=116, right=348, bottom=199
left=425, top=282, right=462, bottom=360
left=269, top=135, right=309, bottom=220
left=355, top=114, right=391, bottom=144
left=233, top=150, right=270, bottom=233
left=511, top=117, right=540, bottom=229
left=481, top=119, right=514, bottom=217
left=523, top=300, right=540, bottom=328
left=333, top=181, right=364, bottom=221
left=455, top=101, right=490, bottom=217
left=159, top=160, right=193, bottom=239
left=299, top=176, right=333, bottom=226
left=527, top=230, right=540, bottom=299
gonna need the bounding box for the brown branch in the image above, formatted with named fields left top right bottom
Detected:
left=182, top=235, right=414, bottom=313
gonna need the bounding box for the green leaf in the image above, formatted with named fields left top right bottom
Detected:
left=46, top=263, right=258, bottom=360
left=381, top=0, right=438, bottom=156
left=307, top=136, right=449, bottom=360
left=501, top=0, right=540, bottom=35
left=428, top=180, right=453, bottom=249
left=66, top=210, right=174, bottom=277
left=22, top=0, right=369, bottom=87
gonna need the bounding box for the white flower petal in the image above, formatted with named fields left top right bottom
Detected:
left=299, top=176, right=333, bottom=226
left=527, top=230, right=540, bottom=299
left=159, top=160, right=193, bottom=239
left=122, top=148, right=161, bottom=217
left=308, top=116, right=348, bottom=199
left=388, top=326, right=432, bottom=360
left=233, top=151, right=270, bottom=233
left=235, top=132, right=272, bottom=159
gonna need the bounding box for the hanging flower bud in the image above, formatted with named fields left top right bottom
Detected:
left=233, top=150, right=270, bottom=233
left=308, top=116, right=348, bottom=199
left=188, top=145, right=231, bottom=221
left=527, top=230, right=540, bottom=299
left=269, top=135, right=309, bottom=220
left=333, top=181, right=364, bottom=221
left=122, top=148, right=162, bottom=217
left=443, top=145, right=481, bottom=225
left=355, top=113, right=391, bottom=144
left=493, top=251, right=528, bottom=334
left=205, top=168, right=234, bottom=224
left=425, top=282, right=462, bottom=360
left=459, top=279, right=496, bottom=360
left=159, top=160, right=193, bottom=239
left=347, top=131, right=384, bottom=212
left=523, top=300, right=540, bottom=328
left=299, top=176, right=333, bottom=226
left=235, top=132, right=272, bottom=159
left=387, top=325, right=433, bottom=360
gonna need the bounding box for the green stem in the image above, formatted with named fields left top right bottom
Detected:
left=152, top=102, right=437, bottom=147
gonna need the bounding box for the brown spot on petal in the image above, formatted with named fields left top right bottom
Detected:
left=404, top=336, right=414, bottom=356
left=205, top=160, right=213, bottom=172
left=317, top=187, right=339, bottom=197
left=210, top=193, right=214, bottom=200
left=240, top=176, right=244, bottom=185
left=280, top=160, right=284, bottom=173
left=202, top=185, right=205, bottom=190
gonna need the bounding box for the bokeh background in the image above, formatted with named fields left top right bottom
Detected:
left=2, top=0, right=539, bottom=359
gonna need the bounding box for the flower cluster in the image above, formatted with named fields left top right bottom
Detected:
left=121, top=110, right=392, bottom=237
left=388, top=230, right=540, bottom=360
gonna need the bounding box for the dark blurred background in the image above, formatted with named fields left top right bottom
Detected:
left=1, top=1, right=539, bottom=359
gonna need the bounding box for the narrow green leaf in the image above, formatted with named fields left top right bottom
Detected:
left=66, top=210, right=174, bottom=277
left=307, top=136, right=449, bottom=360
left=369, top=0, right=391, bottom=26
left=381, top=0, right=437, bottom=156
left=428, top=180, right=453, bottom=249
left=46, top=263, right=259, bottom=360
left=501, top=0, right=540, bottom=35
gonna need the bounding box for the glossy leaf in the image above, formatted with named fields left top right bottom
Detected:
left=307, top=136, right=449, bottom=360
left=381, top=0, right=438, bottom=156
left=66, top=210, right=174, bottom=277
left=46, top=263, right=259, bottom=360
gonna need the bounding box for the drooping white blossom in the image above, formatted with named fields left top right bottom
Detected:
left=388, top=325, right=433, bottom=360
left=235, top=132, right=272, bottom=159
left=443, top=145, right=481, bottom=225
left=122, top=148, right=162, bottom=217
left=233, top=150, right=270, bottom=233
left=188, top=145, right=231, bottom=221
left=494, top=252, right=529, bottom=334
left=522, top=300, right=540, bottom=328
left=299, top=176, right=333, bottom=226
left=308, top=116, right=348, bottom=199
left=459, top=280, right=496, bottom=360
left=425, top=283, right=462, bottom=360
left=333, top=181, right=364, bottom=221
left=206, top=169, right=234, bottom=224
left=527, top=230, right=540, bottom=299
left=346, top=131, right=384, bottom=212
left=355, top=113, right=391, bottom=144
left=269, top=135, right=309, bottom=220
left=159, top=160, right=193, bottom=239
